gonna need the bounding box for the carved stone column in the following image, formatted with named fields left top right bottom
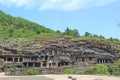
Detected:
left=12, top=57, right=15, bottom=62
left=41, top=61, right=43, bottom=68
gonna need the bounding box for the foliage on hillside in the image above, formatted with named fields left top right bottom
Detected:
left=0, top=10, right=58, bottom=47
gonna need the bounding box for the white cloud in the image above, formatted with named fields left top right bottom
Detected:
left=0, top=0, right=119, bottom=11
left=0, top=0, right=29, bottom=8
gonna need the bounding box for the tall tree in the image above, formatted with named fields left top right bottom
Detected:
left=63, top=27, right=80, bottom=37
left=85, top=32, right=92, bottom=36
left=73, top=29, right=80, bottom=37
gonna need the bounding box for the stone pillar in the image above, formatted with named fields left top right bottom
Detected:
left=47, top=62, right=49, bottom=68
left=33, top=63, right=35, bottom=67
left=99, top=59, right=101, bottom=63
left=102, top=60, right=104, bottom=63
left=101, top=60, right=103, bottom=63
left=105, top=59, right=106, bottom=63
left=80, top=58, right=82, bottom=62
left=18, top=57, right=20, bottom=63
left=12, top=57, right=15, bottom=62
left=41, top=62, right=43, bottom=68
left=26, top=63, right=28, bottom=67
left=108, top=59, right=109, bottom=63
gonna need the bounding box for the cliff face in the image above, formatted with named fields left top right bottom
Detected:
left=30, top=37, right=117, bottom=55
left=0, top=36, right=119, bottom=61
left=0, top=36, right=120, bottom=74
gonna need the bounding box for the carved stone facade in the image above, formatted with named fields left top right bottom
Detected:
left=0, top=37, right=119, bottom=73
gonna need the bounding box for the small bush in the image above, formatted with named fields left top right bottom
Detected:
left=79, top=64, right=109, bottom=75
left=64, top=68, right=75, bottom=74
left=93, top=64, right=109, bottom=75
left=106, top=64, right=114, bottom=75
left=115, top=61, right=120, bottom=68
left=26, top=68, right=39, bottom=75
left=113, top=61, right=120, bottom=75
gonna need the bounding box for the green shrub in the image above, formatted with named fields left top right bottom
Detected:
left=113, top=71, right=120, bottom=75
left=79, top=64, right=109, bottom=75
left=64, top=68, right=75, bottom=74
left=92, top=64, right=109, bottom=75
left=113, top=61, right=120, bottom=75
left=26, top=68, right=39, bottom=75
left=115, top=61, right=120, bottom=68
left=106, top=64, right=114, bottom=75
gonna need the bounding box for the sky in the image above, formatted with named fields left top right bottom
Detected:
left=0, top=0, right=120, bottom=39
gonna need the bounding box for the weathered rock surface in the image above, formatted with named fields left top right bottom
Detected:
left=0, top=36, right=120, bottom=75
left=0, top=36, right=119, bottom=60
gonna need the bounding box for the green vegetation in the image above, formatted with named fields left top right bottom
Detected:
left=63, top=27, right=80, bottom=37
left=26, top=68, right=39, bottom=75
left=10, top=65, right=17, bottom=75
left=0, top=10, right=58, bottom=46
left=79, top=64, right=109, bottom=75
left=112, top=61, right=120, bottom=75
left=64, top=68, right=75, bottom=74
left=79, top=62, right=120, bottom=76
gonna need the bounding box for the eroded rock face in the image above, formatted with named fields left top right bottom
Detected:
left=0, top=37, right=119, bottom=74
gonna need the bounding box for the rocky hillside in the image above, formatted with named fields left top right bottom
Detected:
left=0, top=36, right=119, bottom=61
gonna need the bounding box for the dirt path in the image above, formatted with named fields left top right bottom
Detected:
left=0, top=72, right=5, bottom=76
left=41, top=75, right=120, bottom=80
left=0, top=73, right=120, bottom=80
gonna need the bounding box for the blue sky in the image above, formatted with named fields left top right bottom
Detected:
left=0, top=0, right=120, bottom=39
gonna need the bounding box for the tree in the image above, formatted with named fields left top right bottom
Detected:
left=73, top=29, right=80, bottom=37
left=63, top=27, right=80, bottom=37
left=99, top=35, right=105, bottom=39
left=56, top=30, right=62, bottom=35
left=109, top=37, right=113, bottom=41
left=63, top=27, right=70, bottom=35
left=93, top=34, right=99, bottom=37
left=85, top=32, right=92, bottom=36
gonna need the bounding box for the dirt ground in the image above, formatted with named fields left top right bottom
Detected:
left=41, top=74, right=120, bottom=80
left=0, top=72, right=120, bottom=80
